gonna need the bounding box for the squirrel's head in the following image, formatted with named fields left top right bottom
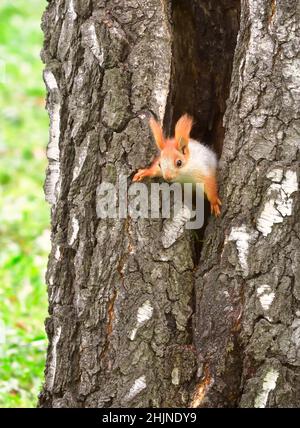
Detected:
left=149, top=114, right=193, bottom=181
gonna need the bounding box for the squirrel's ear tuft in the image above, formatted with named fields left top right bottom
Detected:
left=149, top=117, right=165, bottom=150
left=175, top=114, right=193, bottom=150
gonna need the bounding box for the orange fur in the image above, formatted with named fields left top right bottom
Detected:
left=132, top=157, right=162, bottom=182
left=149, top=117, right=165, bottom=150
left=175, top=114, right=193, bottom=150
left=203, top=175, right=222, bottom=216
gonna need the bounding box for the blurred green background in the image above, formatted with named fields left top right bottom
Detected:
left=0, top=0, right=49, bottom=407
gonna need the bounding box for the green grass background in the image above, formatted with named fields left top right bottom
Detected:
left=0, top=0, right=49, bottom=407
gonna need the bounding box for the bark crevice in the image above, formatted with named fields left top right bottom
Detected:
left=165, top=0, right=241, bottom=264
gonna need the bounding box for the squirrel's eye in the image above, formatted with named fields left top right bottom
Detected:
left=176, top=159, right=183, bottom=168
left=158, top=162, right=161, bottom=169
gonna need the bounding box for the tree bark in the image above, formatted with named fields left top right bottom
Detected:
left=40, top=0, right=196, bottom=408
left=193, top=0, right=300, bottom=408
left=39, top=0, right=300, bottom=408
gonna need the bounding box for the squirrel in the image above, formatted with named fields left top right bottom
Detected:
left=132, top=114, right=221, bottom=216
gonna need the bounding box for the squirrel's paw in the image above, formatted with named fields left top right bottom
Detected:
left=211, top=198, right=222, bottom=217
left=132, top=169, right=148, bottom=182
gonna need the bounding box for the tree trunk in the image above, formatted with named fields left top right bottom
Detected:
left=39, top=0, right=300, bottom=408
left=193, top=0, right=300, bottom=408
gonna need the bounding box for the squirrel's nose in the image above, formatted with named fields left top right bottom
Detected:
left=164, top=170, right=173, bottom=181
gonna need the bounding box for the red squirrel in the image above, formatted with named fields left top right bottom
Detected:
left=133, top=114, right=221, bottom=216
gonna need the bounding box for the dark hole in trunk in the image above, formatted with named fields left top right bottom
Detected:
left=165, top=0, right=241, bottom=263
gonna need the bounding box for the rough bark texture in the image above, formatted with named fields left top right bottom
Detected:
left=40, top=0, right=196, bottom=408
left=39, top=0, right=299, bottom=408
left=194, top=0, right=300, bottom=408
